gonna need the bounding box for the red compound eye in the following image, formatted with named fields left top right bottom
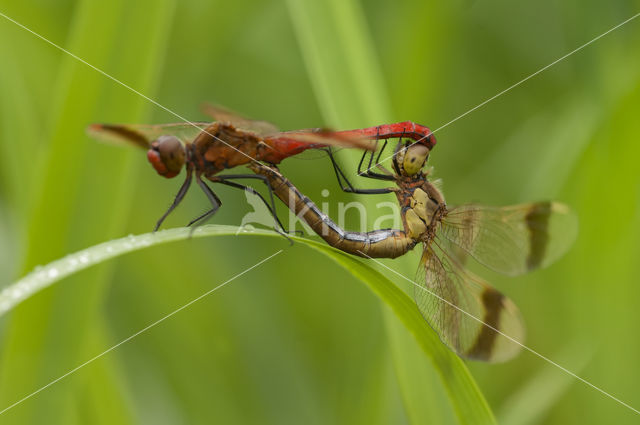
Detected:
left=147, top=148, right=172, bottom=177
left=147, top=136, right=185, bottom=178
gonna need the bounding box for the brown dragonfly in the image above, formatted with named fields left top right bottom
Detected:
left=88, top=105, right=434, bottom=232
left=249, top=140, right=577, bottom=362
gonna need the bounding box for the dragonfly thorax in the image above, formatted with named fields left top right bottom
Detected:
left=147, top=135, right=186, bottom=178
left=402, top=183, right=446, bottom=241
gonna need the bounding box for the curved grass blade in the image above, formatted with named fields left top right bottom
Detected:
left=0, top=225, right=494, bottom=424
left=0, top=226, right=243, bottom=316
left=0, top=2, right=177, bottom=423
left=286, top=0, right=494, bottom=423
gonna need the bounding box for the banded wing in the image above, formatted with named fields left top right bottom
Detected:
left=87, top=122, right=210, bottom=149
left=439, top=202, right=577, bottom=277
left=414, top=240, right=525, bottom=362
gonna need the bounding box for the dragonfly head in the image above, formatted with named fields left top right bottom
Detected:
left=393, top=141, right=430, bottom=177
left=147, top=136, right=186, bottom=178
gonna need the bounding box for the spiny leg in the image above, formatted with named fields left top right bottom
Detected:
left=154, top=167, right=193, bottom=231
left=365, top=128, right=379, bottom=171
left=326, top=148, right=393, bottom=194
left=216, top=173, right=300, bottom=239
left=344, top=142, right=393, bottom=181
left=216, top=179, right=294, bottom=238
left=357, top=132, right=396, bottom=179
left=186, top=208, right=217, bottom=228
left=188, top=174, right=222, bottom=229
left=190, top=173, right=298, bottom=241
left=374, top=140, right=389, bottom=165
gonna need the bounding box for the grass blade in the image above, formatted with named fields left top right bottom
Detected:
left=0, top=1, right=176, bottom=423
left=286, top=0, right=495, bottom=423
left=1, top=225, right=492, bottom=425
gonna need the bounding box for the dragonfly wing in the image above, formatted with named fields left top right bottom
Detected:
left=414, top=241, right=525, bottom=362
left=440, top=202, right=577, bottom=277
left=87, top=122, right=210, bottom=149
left=268, top=130, right=377, bottom=151
left=200, top=103, right=280, bottom=136
left=202, top=103, right=375, bottom=150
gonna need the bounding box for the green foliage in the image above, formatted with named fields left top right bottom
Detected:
left=1, top=0, right=640, bottom=424
left=0, top=226, right=494, bottom=423
left=286, top=0, right=492, bottom=423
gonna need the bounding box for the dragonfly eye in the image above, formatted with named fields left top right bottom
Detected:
left=402, top=144, right=430, bottom=176
left=147, top=136, right=185, bottom=178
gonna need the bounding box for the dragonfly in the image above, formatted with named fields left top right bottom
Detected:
left=88, top=105, right=435, bottom=232
left=248, top=140, right=577, bottom=362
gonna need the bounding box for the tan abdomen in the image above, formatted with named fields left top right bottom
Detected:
left=250, top=163, right=416, bottom=258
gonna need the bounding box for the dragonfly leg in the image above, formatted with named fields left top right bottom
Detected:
left=154, top=168, right=193, bottom=231
left=357, top=136, right=396, bottom=180
left=374, top=140, right=389, bottom=164
left=214, top=173, right=300, bottom=240
left=186, top=209, right=214, bottom=228
left=326, top=148, right=394, bottom=194
left=188, top=175, right=222, bottom=229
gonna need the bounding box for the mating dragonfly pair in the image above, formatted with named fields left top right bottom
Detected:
left=89, top=106, right=576, bottom=362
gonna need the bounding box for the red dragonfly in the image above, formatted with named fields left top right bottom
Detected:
left=88, top=105, right=435, bottom=231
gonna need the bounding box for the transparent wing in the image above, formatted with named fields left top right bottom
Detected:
left=201, top=103, right=374, bottom=151
left=200, top=103, right=280, bottom=136
left=439, top=202, right=577, bottom=277
left=265, top=129, right=377, bottom=151
left=414, top=240, right=525, bottom=362
left=87, top=122, right=210, bottom=149
left=202, top=103, right=375, bottom=151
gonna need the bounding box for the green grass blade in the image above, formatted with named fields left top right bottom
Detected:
left=286, top=0, right=494, bottom=423
left=0, top=1, right=176, bottom=423
left=1, top=225, right=492, bottom=425
left=0, top=227, right=255, bottom=315
left=304, top=245, right=496, bottom=425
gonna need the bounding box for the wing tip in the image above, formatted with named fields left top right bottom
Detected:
left=86, top=123, right=150, bottom=150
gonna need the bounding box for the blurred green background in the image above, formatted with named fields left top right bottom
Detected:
left=1, top=0, right=640, bottom=424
